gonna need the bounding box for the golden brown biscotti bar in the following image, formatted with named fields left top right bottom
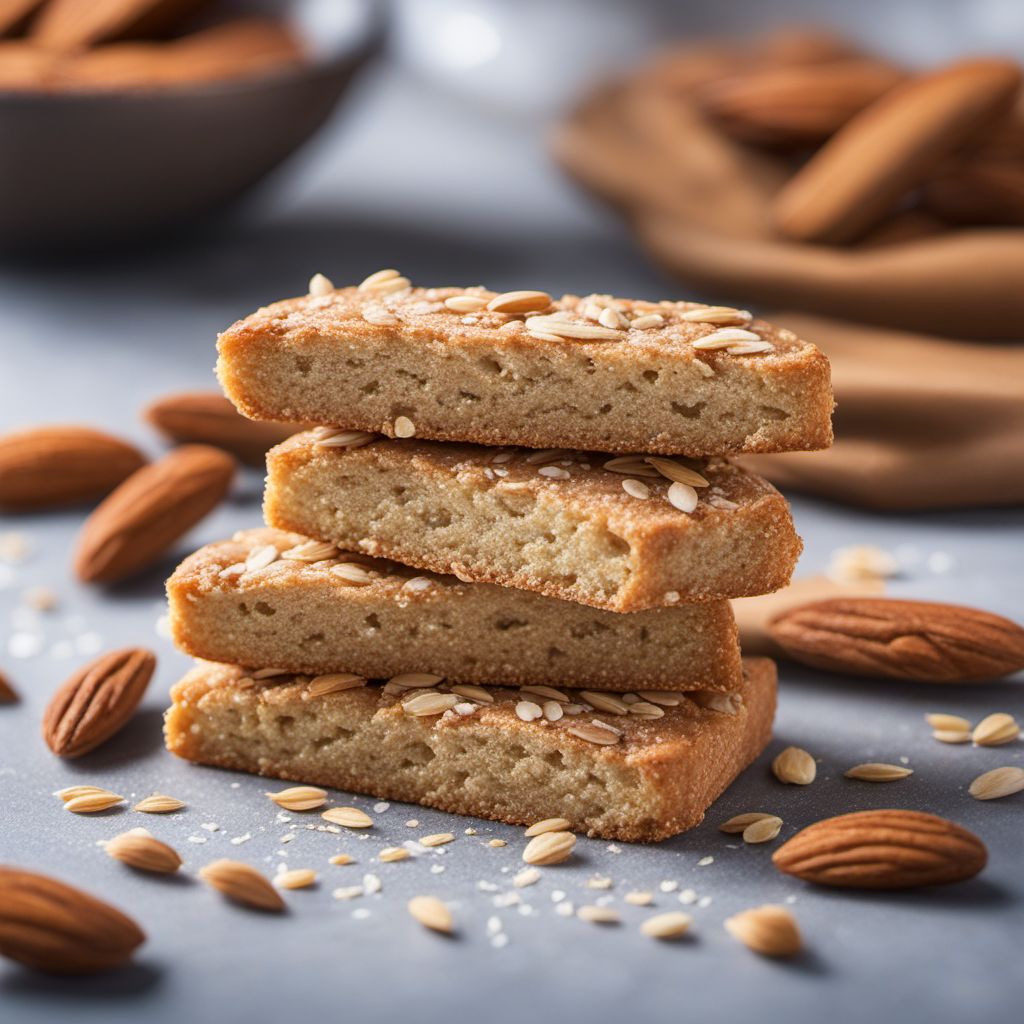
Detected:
left=168, top=528, right=744, bottom=692
left=217, top=278, right=833, bottom=457
left=264, top=433, right=803, bottom=612
left=164, top=657, right=777, bottom=842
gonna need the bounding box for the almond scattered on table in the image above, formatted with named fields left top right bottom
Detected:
left=55, top=785, right=114, bottom=803
left=320, top=807, right=373, bottom=829
left=725, top=905, right=802, bottom=957
left=274, top=869, right=317, bottom=890
left=133, top=793, right=186, bottom=814
left=972, top=712, right=1020, bottom=747
left=198, top=860, right=284, bottom=912
left=640, top=911, right=693, bottom=939
left=0, top=425, right=145, bottom=511
left=74, top=444, right=235, bottom=584
left=522, top=831, right=577, bottom=866
left=577, top=905, right=620, bottom=925
left=42, top=648, right=156, bottom=758
left=720, top=812, right=777, bottom=834
left=771, top=746, right=816, bottom=785
left=773, top=809, right=987, bottom=888
left=742, top=815, right=783, bottom=844
left=844, top=763, right=914, bottom=782
left=419, top=833, right=455, bottom=848
left=103, top=828, right=182, bottom=874
left=265, top=786, right=327, bottom=811
left=64, top=791, right=126, bottom=814
left=769, top=598, right=1024, bottom=682
left=968, top=766, right=1024, bottom=800
left=0, top=866, right=145, bottom=974
left=926, top=712, right=972, bottom=744
left=925, top=712, right=971, bottom=732
left=524, top=817, right=572, bottom=837
left=407, top=895, right=453, bottom=934
left=625, top=891, right=654, bottom=906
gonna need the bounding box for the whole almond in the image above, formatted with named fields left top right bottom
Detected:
left=772, top=809, right=987, bottom=889
left=969, top=766, right=1024, bottom=801
left=407, top=895, right=453, bottom=933
left=771, top=746, right=816, bottom=785
left=0, top=866, right=145, bottom=974
left=773, top=58, right=1023, bottom=243
left=198, top=859, right=284, bottom=912
left=844, top=763, right=914, bottom=782
left=725, top=905, right=802, bottom=957
left=0, top=425, right=145, bottom=511
left=74, top=444, right=235, bottom=583
left=104, top=828, right=182, bottom=874
left=971, top=712, right=1020, bottom=747
left=133, top=793, right=186, bottom=813
left=769, top=598, right=1024, bottom=682
left=265, top=786, right=327, bottom=811
left=42, top=648, right=155, bottom=758
left=144, top=391, right=300, bottom=467
left=640, top=911, right=693, bottom=939
left=698, top=60, right=904, bottom=147
left=522, top=831, right=577, bottom=866
left=320, top=806, right=373, bottom=829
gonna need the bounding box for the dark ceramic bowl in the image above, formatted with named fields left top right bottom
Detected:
left=0, top=0, right=382, bottom=250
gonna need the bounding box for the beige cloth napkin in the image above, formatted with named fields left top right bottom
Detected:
left=554, top=80, right=1024, bottom=340
left=738, top=314, right=1024, bottom=510
left=554, top=67, right=1024, bottom=508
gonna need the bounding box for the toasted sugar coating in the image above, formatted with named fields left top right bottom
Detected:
left=264, top=434, right=802, bottom=612
left=164, top=658, right=777, bottom=842
left=168, top=528, right=743, bottom=692
left=217, top=284, right=833, bottom=457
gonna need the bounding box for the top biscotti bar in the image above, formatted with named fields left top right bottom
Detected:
left=217, top=271, right=833, bottom=457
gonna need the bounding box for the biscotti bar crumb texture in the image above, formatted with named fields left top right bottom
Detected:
left=164, top=657, right=777, bottom=842
left=168, top=528, right=743, bottom=692
left=217, top=273, right=833, bottom=457
left=264, top=433, right=802, bottom=612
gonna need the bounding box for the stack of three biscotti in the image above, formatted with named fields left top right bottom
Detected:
left=164, top=273, right=833, bottom=841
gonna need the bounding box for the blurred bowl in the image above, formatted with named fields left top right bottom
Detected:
left=0, top=0, right=383, bottom=250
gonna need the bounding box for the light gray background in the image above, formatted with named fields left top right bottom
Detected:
left=1, top=50, right=1023, bottom=1024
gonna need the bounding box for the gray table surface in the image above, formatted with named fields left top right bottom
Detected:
left=1, top=64, right=1022, bottom=1024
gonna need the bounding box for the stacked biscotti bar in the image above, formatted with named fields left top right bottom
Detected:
left=163, top=271, right=833, bottom=841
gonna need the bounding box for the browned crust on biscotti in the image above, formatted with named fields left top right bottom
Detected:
left=164, top=657, right=777, bottom=842
left=216, top=284, right=833, bottom=457
left=168, top=528, right=743, bottom=691
left=263, top=433, right=801, bottom=612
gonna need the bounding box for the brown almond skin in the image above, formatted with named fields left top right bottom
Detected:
left=42, top=648, right=155, bottom=758
left=0, top=425, right=145, bottom=511
left=773, top=57, right=1023, bottom=243
left=74, top=444, right=235, bottom=584
left=923, top=158, right=1024, bottom=226
left=0, top=866, right=145, bottom=974
left=773, top=810, right=987, bottom=889
left=144, top=390, right=299, bottom=467
left=770, top=597, right=1024, bottom=682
